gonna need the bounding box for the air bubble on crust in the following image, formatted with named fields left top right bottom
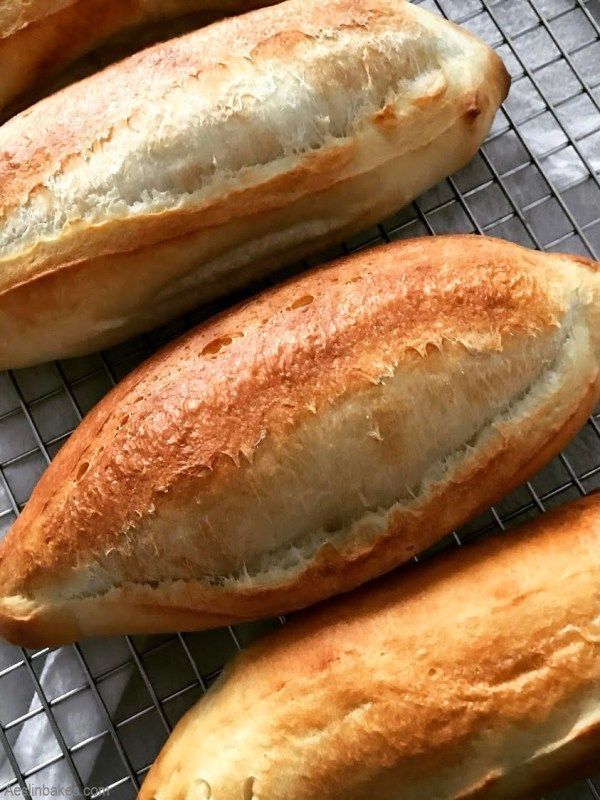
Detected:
left=75, top=461, right=89, bottom=480
left=243, top=777, right=260, bottom=800
left=195, top=779, right=211, bottom=799
left=201, top=332, right=244, bottom=357
left=288, top=294, right=314, bottom=310
left=202, top=335, right=233, bottom=356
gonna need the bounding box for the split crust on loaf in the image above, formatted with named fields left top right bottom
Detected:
left=0, top=235, right=598, bottom=647
left=139, top=492, right=600, bottom=800
left=0, top=0, right=510, bottom=367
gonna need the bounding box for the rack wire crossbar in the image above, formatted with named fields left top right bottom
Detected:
left=0, top=1, right=599, bottom=798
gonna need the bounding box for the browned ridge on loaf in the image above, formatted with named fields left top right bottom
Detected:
left=139, top=491, right=600, bottom=800
left=0, top=235, right=598, bottom=647
left=0, top=0, right=509, bottom=367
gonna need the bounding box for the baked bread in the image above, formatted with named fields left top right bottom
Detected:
left=0, top=235, right=598, bottom=647
left=0, top=0, right=273, bottom=114
left=139, top=492, right=600, bottom=800
left=0, top=0, right=510, bottom=369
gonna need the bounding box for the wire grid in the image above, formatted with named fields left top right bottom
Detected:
left=0, top=0, right=599, bottom=797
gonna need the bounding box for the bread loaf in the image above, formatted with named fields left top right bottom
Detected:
left=0, top=0, right=510, bottom=369
left=139, top=492, right=600, bottom=800
left=0, top=0, right=272, bottom=114
left=0, top=235, right=598, bottom=647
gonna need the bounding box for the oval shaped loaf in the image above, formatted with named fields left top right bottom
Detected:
left=139, top=492, right=600, bottom=800
left=0, top=235, right=598, bottom=647
left=0, top=0, right=509, bottom=368
left=0, top=0, right=272, bottom=114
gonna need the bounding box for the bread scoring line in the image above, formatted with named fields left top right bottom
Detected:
left=27, top=302, right=586, bottom=604
left=0, top=28, right=464, bottom=258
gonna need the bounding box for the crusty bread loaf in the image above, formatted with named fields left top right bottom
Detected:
left=0, top=0, right=510, bottom=369
left=139, top=492, right=600, bottom=800
left=0, top=0, right=273, bottom=114
left=0, top=235, right=598, bottom=647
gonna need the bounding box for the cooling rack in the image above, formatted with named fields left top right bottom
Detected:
left=0, top=0, right=599, bottom=797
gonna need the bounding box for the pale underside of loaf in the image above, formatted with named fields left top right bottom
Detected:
left=0, top=0, right=509, bottom=366
left=0, top=236, right=598, bottom=646
left=139, top=494, right=600, bottom=800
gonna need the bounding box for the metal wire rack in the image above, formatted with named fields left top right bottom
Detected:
left=0, top=0, right=599, bottom=797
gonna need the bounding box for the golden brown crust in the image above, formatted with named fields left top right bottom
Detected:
left=0, top=111, right=504, bottom=368
left=0, top=236, right=573, bottom=585
left=0, top=0, right=510, bottom=365
left=0, top=0, right=404, bottom=209
left=9, top=367, right=600, bottom=649
left=0, top=235, right=598, bottom=647
left=139, top=493, right=600, bottom=800
left=2, top=376, right=595, bottom=651
left=0, top=139, right=359, bottom=294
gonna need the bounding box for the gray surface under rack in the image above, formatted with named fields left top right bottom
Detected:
left=0, top=0, right=599, bottom=798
